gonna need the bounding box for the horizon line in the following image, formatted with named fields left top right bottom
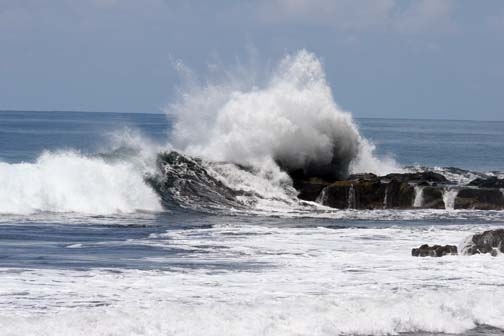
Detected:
left=0, top=109, right=503, bottom=123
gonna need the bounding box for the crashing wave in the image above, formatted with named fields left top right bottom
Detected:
left=145, top=151, right=300, bottom=212
left=0, top=150, right=162, bottom=215
left=2, top=50, right=502, bottom=216
left=166, top=50, right=400, bottom=180
left=145, top=151, right=245, bottom=210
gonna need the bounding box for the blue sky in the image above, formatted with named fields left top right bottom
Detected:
left=1, top=0, right=503, bottom=120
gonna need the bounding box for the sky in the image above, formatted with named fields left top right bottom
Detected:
left=0, top=0, right=503, bottom=120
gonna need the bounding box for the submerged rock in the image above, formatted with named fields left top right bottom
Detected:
left=463, top=229, right=504, bottom=256
left=411, top=244, right=458, bottom=257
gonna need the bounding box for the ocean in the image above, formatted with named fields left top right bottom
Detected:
left=1, top=110, right=504, bottom=336
left=1, top=51, right=504, bottom=336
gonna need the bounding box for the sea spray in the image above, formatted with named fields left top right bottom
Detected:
left=0, top=151, right=162, bottom=215
left=167, top=50, right=400, bottom=180
left=0, top=51, right=403, bottom=216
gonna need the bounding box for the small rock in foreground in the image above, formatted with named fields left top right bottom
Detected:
left=412, top=244, right=458, bottom=257
left=462, top=229, right=504, bottom=256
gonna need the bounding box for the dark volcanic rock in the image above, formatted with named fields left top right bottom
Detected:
left=293, top=172, right=440, bottom=209
left=356, top=180, right=387, bottom=209
left=288, top=165, right=504, bottom=210
left=412, top=244, right=458, bottom=257
left=321, top=181, right=353, bottom=209
left=322, top=180, right=386, bottom=209
left=347, top=173, right=379, bottom=182
left=422, top=186, right=445, bottom=209
left=468, top=176, right=504, bottom=189
left=383, top=180, right=415, bottom=209
left=463, top=229, right=504, bottom=256
left=146, top=151, right=243, bottom=209
left=383, top=171, right=448, bottom=184
left=293, top=178, right=330, bottom=202
left=455, top=188, right=504, bottom=210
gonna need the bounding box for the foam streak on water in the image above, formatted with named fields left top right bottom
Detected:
left=1, top=224, right=504, bottom=335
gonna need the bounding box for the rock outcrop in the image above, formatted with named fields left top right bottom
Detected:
left=382, top=172, right=448, bottom=184
left=411, top=244, right=458, bottom=257
left=421, top=186, right=445, bottom=209
left=462, top=229, right=504, bottom=256
left=146, top=152, right=244, bottom=209
left=149, top=152, right=504, bottom=211
left=468, top=177, right=504, bottom=189
left=289, top=169, right=504, bottom=210
left=455, top=188, right=504, bottom=210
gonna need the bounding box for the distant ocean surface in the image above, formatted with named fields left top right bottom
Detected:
left=1, top=111, right=504, bottom=171
left=1, top=110, right=504, bottom=336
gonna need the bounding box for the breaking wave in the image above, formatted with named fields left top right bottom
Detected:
left=167, top=50, right=400, bottom=180
left=0, top=151, right=162, bottom=215
left=2, top=50, right=492, bottom=216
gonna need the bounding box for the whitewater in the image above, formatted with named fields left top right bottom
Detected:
left=1, top=50, right=504, bottom=335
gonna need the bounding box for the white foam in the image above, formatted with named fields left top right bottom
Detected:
left=2, top=224, right=504, bottom=335
left=0, top=151, right=162, bottom=215
left=413, top=185, right=425, bottom=208
left=167, top=50, right=401, bottom=178
left=208, top=160, right=299, bottom=210
left=443, top=188, right=459, bottom=211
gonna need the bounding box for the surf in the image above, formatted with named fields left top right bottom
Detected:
left=167, top=50, right=400, bottom=180
left=0, top=50, right=502, bottom=217
left=0, top=150, right=162, bottom=215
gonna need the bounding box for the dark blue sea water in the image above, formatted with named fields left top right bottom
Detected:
left=2, top=111, right=503, bottom=171
left=1, top=111, right=504, bottom=335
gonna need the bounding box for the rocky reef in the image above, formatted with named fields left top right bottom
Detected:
left=412, top=244, right=458, bottom=257
left=462, top=229, right=504, bottom=256
left=149, top=151, right=504, bottom=211
left=413, top=229, right=504, bottom=257
left=290, top=170, right=504, bottom=210
left=145, top=151, right=244, bottom=210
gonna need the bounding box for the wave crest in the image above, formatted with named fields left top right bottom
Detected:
left=167, top=49, right=400, bottom=180
left=0, top=151, right=162, bottom=215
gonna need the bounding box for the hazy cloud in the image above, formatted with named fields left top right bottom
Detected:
left=259, top=0, right=455, bottom=33
left=0, top=0, right=503, bottom=119
left=395, top=0, right=455, bottom=33
left=486, top=9, right=504, bottom=30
